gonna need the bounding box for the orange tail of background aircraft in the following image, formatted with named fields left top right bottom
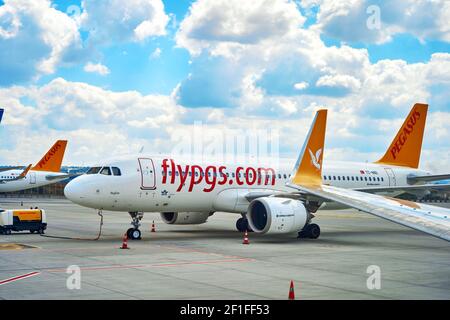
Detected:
left=32, top=140, right=68, bottom=172
left=291, top=109, right=327, bottom=186
left=375, top=103, right=428, bottom=169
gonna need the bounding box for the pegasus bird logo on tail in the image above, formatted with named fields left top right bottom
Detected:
left=308, top=148, right=322, bottom=170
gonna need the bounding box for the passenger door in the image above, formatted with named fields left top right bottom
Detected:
left=29, top=172, right=36, bottom=185
left=138, top=158, right=156, bottom=190
left=384, top=168, right=396, bottom=186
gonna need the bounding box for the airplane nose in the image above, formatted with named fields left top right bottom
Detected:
left=64, top=179, right=83, bottom=201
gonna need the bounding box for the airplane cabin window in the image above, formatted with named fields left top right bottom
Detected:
left=112, top=167, right=122, bottom=176
left=284, top=174, right=287, bottom=179
left=100, top=167, right=112, bottom=176
left=87, top=167, right=102, bottom=175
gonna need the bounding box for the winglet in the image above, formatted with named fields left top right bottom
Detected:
left=0, top=108, right=4, bottom=124
left=375, top=103, right=428, bottom=169
left=32, top=140, right=68, bottom=172
left=291, top=109, right=327, bottom=186
left=19, top=164, right=33, bottom=178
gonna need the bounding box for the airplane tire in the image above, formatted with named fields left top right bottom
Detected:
left=129, top=229, right=141, bottom=240
left=297, top=224, right=320, bottom=239
left=236, top=218, right=251, bottom=232
left=308, top=224, right=321, bottom=239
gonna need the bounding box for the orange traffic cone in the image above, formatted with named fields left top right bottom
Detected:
left=151, top=220, right=156, bottom=232
left=120, top=233, right=129, bottom=249
left=288, top=280, right=295, bottom=300
left=243, top=230, right=250, bottom=244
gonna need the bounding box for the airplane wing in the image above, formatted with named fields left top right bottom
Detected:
left=45, top=173, right=80, bottom=181
left=407, top=174, right=450, bottom=184
left=356, top=183, right=450, bottom=195
left=0, top=164, right=32, bottom=183
left=287, top=108, right=450, bottom=242
left=287, top=183, right=450, bottom=241
left=0, top=166, right=25, bottom=172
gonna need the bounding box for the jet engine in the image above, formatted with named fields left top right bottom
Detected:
left=160, top=212, right=211, bottom=225
left=247, top=197, right=309, bottom=234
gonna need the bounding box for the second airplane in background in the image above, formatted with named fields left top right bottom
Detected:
left=0, top=140, right=71, bottom=192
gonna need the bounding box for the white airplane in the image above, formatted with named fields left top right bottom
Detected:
left=0, top=140, right=71, bottom=192
left=64, top=103, right=450, bottom=241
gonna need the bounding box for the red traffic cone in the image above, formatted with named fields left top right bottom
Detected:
left=288, top=280, right=295, bottom=300
left=120, top=233, right=129, bottom=249
left=243, top=230, right=250, bottom=245
left=151, top=220, right=156, bottom=232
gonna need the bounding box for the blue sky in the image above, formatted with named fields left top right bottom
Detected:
left=0, top=0, right=449, bottom=172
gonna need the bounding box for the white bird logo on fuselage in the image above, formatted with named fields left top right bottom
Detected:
left=308, top=148, right=322, bottom=170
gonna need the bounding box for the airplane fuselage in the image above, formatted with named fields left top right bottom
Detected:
left=64, top=156, right=430, bottom=213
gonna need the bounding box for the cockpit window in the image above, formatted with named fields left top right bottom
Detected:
left=86, top=167, right=102, bottom=175
left=112, top=167, right=122, bottom=176
left=100, top=167, right=112, bottom=176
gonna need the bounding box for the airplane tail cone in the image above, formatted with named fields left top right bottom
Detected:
left=151, top=220, right=156, bottom=233
left=120, top=233, right=129, bottom=249
left=288, top=280, right=295, bottom=300
left=243, top=230, right=250, bottom=245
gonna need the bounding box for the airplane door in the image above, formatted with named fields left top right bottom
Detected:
left=384, top=168, right=396, bottom=186
left=29, top=172, right=36, bottom=185
left=138, top=158, right=156, bottom=190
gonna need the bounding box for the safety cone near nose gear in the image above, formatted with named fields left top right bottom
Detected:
left=243, top=230, right=250, bottom=245
left=288, top=280, right=295, bottom=300
left=120, top=233, right=129, bottom=249
left=151, top=221, right=156, bottom=233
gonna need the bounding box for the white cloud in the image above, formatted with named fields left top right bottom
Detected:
left=150, top=47, right=162, bottom=59
left=83, top=62, right=110, bottom=75
left=80, top=0, right=169, bottom=44
left=294, top=82, right=309, bottom=90
left=316, top=74, right=361, bottom=91
left=176, top=0, right=305, bottom=55
left=305, top=0, right=450, bottom=44
left=0, top=0, right=83, bottom=85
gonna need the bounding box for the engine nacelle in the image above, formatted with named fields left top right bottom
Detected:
left=247, top=197, right=308, bottom=234
left=160, top=212, right=211, bottom=225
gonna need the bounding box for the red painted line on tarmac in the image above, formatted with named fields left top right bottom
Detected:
left=45, top=258, right=255, bottom=273
left=0, top=271, right=40, bottom=286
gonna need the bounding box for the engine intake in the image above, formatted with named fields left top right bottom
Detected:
left=247, top=197, right=308, bottom=234
left=160, top=212, right=211, bottom=225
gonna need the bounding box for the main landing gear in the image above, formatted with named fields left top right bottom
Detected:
left=298, top=223, right=321, bottom=239
left=127, top=212, right=143, bottom=240
left=236, top=215, right=252, bottom=232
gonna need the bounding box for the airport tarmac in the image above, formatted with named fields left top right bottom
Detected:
left=0, top=198, right=449, bottom=300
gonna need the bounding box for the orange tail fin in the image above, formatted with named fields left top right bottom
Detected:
left=32, top=140, right=68, bottom=172
left=375, top=103, right=428, bottom=169
left=291, top=109, right=327, bottom=186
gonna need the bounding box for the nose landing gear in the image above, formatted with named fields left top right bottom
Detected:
left=127, top=212, right=143, bottom=240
